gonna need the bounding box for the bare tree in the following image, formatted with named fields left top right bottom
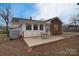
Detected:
left=68, top=3, right=79, bottom=32
left=70, top=14, right=79, bottom=31
left=62, top=4, right=79, bottom=32
left=77, top=3, right=79, bottom=25
left=0, top=4, right=11, bottom=37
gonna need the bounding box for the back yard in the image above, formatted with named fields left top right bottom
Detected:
left=0, top=32, right=79, bottom=56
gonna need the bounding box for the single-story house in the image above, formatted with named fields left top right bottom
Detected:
left=9, top=17, right=63, bottom=39
left=64, top=25, right=79, bottom=32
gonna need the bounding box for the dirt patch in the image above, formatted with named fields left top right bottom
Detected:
left=0, top=36, right=79, bottom=56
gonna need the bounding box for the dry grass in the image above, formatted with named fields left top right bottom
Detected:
left=0, top=34, right=9, bottom=44
left=0, top=36, right=79, bottom=56
left=30, top=37, right=79, bottom=56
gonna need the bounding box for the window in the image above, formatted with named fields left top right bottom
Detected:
left=33, top=24, right=38, bottom=30
left=40, top=25, right=43, bottom=30
left=26, top=24, right=32, bottom=30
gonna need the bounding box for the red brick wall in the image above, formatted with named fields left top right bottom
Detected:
left=50, top=19, right=62, bottom=35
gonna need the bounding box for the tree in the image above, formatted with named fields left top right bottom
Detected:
left=77, top=3, right=79, bottom=25
left=69, top=3, right=79, bottom=32
left=70, top=13, right=79, bottom=31
left=0, top=4, right=11, bottom=37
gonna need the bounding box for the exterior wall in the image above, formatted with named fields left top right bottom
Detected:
left=10, top=22, right=50, bottom=38
left=22, top=24, right=50, bottom=37
left=50, top=19, right=62, bottom=35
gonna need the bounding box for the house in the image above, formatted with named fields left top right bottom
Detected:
left=9, top=17, right=63, bottom=39
left=64, top=25, right=79, bottom=32
left=45, top=17, right=63, bottom=35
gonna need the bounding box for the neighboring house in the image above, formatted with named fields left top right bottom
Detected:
left=64, top=25, right=79, bottom=32
left=9, top=17, right=63, bottom=39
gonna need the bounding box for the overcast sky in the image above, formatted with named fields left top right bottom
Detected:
left=35, top=3, right=78, bottom=24
left=0, top=3, right=79, bottom=26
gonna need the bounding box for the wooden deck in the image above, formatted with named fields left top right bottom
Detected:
left=24, top=36, right=65, bottom=47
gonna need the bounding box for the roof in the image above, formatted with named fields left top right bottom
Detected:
left=44, top=17, right=63, bottom=23
left=68, top=25, right=79, bottom=27
left=11, top=17, right=49, bottom=25
left=12, top=17, right=29, bottom=22
left=11, top=17, right=63, bottom=25
left=12, top=17, right=44, bottom=22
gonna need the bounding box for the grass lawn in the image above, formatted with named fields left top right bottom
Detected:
left=0, top=36, right=79, bottom=56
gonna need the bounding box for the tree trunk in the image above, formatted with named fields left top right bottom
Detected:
left=74, top=21, right=77, bottom=32
left=6, top=22, right=9, bottom=37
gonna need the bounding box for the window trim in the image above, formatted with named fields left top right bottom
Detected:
left=40, top=25, right=43, bottom=30
left=33, top=24, right=38, bottom=30
left=26, top=24, right=32, bottom=30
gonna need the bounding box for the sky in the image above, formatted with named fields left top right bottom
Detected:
left=0, top=3, right=79, bottom=26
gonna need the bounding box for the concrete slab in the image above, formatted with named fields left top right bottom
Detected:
left=24, top=36, right=65, bottom=47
